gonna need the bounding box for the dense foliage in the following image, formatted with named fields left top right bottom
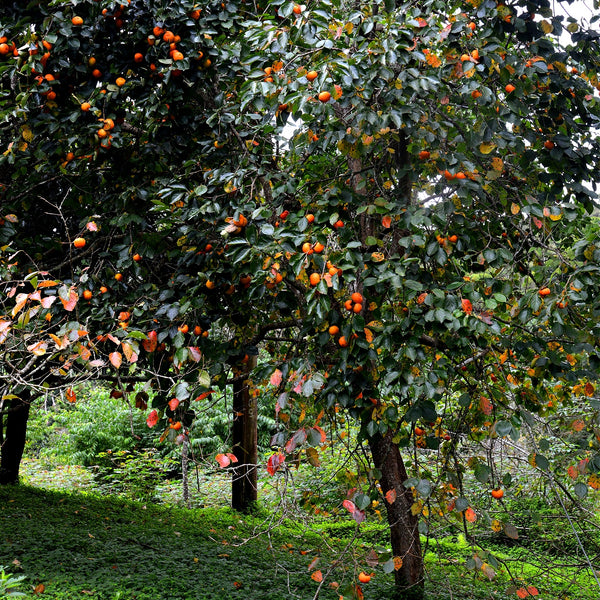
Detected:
left=1, top=0, right=600, bottom=596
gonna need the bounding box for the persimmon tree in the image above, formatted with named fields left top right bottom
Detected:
left=2, top=0, right=600, bottom=598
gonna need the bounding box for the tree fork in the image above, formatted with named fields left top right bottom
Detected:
left=231, top=353, right=258, bottom=511
left=0, top=389, right=33, bottom=485
left=369, top=431, right=424, bottom=599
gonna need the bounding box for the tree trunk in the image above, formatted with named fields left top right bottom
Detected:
left=231, top=355, right=258, bottom=511
left=0, top=390, right=32, bottom=485
left=369, top=431, right=424, bottom=599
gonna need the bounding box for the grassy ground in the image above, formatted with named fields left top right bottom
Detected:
left=2, top=464, right=600, bottom=599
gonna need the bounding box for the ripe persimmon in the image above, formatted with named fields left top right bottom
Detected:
left=178, top=324, right=189, bottom=334
left=418, top=150, right=430, bottom=160
left=115, top=77, right=126, bottom=87
left=100, top=286, right=108, bottom=294
left=81, top=102, right=91, bottom=111
left=491, top=488, right=504, bottom=499
left=351, top=292, right=363, bottom=304
left=338, top=336, right=348, bottom=347
left=73, top=237, right=86, bottom=248
left=134, top=53, right=144, bottom=63
left=318, top=90, right=331, bottom=103
left=83, top=290, right=93, bottom=300
left=505, top=83, right=516, bottom=93
left=305, top=213, right=315, bottom=223
left=539, top=287, right=551, bottom=296
left=293, top=4, right=303, bottom=14
left=309, top=273, right=321, bottom=286
left=114, top=273, right=123, bottom=281
left=72, top=16, right=83, bottom=25
left=306, top=70, right=318, bottom=82
left=358, top=573, right=372, bottom=583
left=92, top=68, right=102, bottom=78
left=172, top=50, right=184, bottom=61
left=302, top=242, right=313, bottom=254
left=353, top=303, right=362, bottom=313
left=328, top=325, right=340, bottom=335
left=313, top=242, right=324, bottom=253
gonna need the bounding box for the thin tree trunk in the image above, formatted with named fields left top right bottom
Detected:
left=0, top=390, right=32, bottom=485
left=181, top=433, right=190, bottom=508
left=369, top=431, right=424, bottom=599
left=231, top=355, right=258, bottom=511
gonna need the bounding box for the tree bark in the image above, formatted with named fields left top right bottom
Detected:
left=231, top=355, right=258, bottom=511
left=369, top=431, right=424, bottom=599
left=0, top=390, right=32, bottom=485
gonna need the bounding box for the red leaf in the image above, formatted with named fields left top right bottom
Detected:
left=385, top=489, right=397, bottom=504
left=86, top=221, right=98, bottom=232
left=226, top=452, right=238, bottom=464
left=146, top=409, right=159, bottom=428
left=188, top=346, right=202, bottom=362
left=109, top=351, right=122, bottom=369
left=66, top=388, right=77, bottom=403
left=352, top=509, right=366, bottom=524
left=267, top=452, right=285, bottom=476
left=461, top=298, right=473, bottom=314
left=142, top=330, right=158, bottom=352
left=215, top=453, right=231, bottom=468
left=270, top=368, right=283, bottom=386
left=194, top=390, right=213, bottom=401
left=312, top=425, right=326, bottom=444
left=168, top=398, right=180, bottom=411
left=381, top=215, right=392, bottom=228
left=516, top=587, right=539, bottom=598
left=60, top=287, right=78, bottom=312
left=343, top=499, right=356, bottom=513
left=465, top=507, right=477, bottom=523
left=479, top=395, right=493, bottom=415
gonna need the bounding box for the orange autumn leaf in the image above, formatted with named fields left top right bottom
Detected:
left=385, top=489, right=397, bottom=504
left=461, top=298, right=473, bottom=314
left=479, top=395, right=493, bottom=415
left=364, top=328, right=374, bottom=343
left=465, top=507, right=477, bottom=522
left=516, top=586, right=539, bottom=598
left=381, top=215, right=392, bottom=228
left=311, top=570, right=323, bottom=582
left=584, top=382, right=595, bottom=397
left=109, top=351, right=122, bottom=369
left=66, top=387, right=77, bottom=403
left=60, top=287, right=79, bottom=312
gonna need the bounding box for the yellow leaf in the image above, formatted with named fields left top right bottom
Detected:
left=364, top=328, right=374, bottom=343
left=510, top=203, right=520, bottom=215
left=18, top=141, right=28, bottom=152
left=21, top=125, right=33, bottom=142
left=371, top=252, right=385, bottom=262
left=540, top=20, right=553, bottom=34
left=479, top=142, right=496, bottom=154
left=344, top=22, right=353, bottom=34
left=410, top=501, right=422, bottom=516
left=393, top=556, right=403, bottom=570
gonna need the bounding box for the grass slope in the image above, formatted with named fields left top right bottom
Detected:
left=1, top=482, right=599, bottom=600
